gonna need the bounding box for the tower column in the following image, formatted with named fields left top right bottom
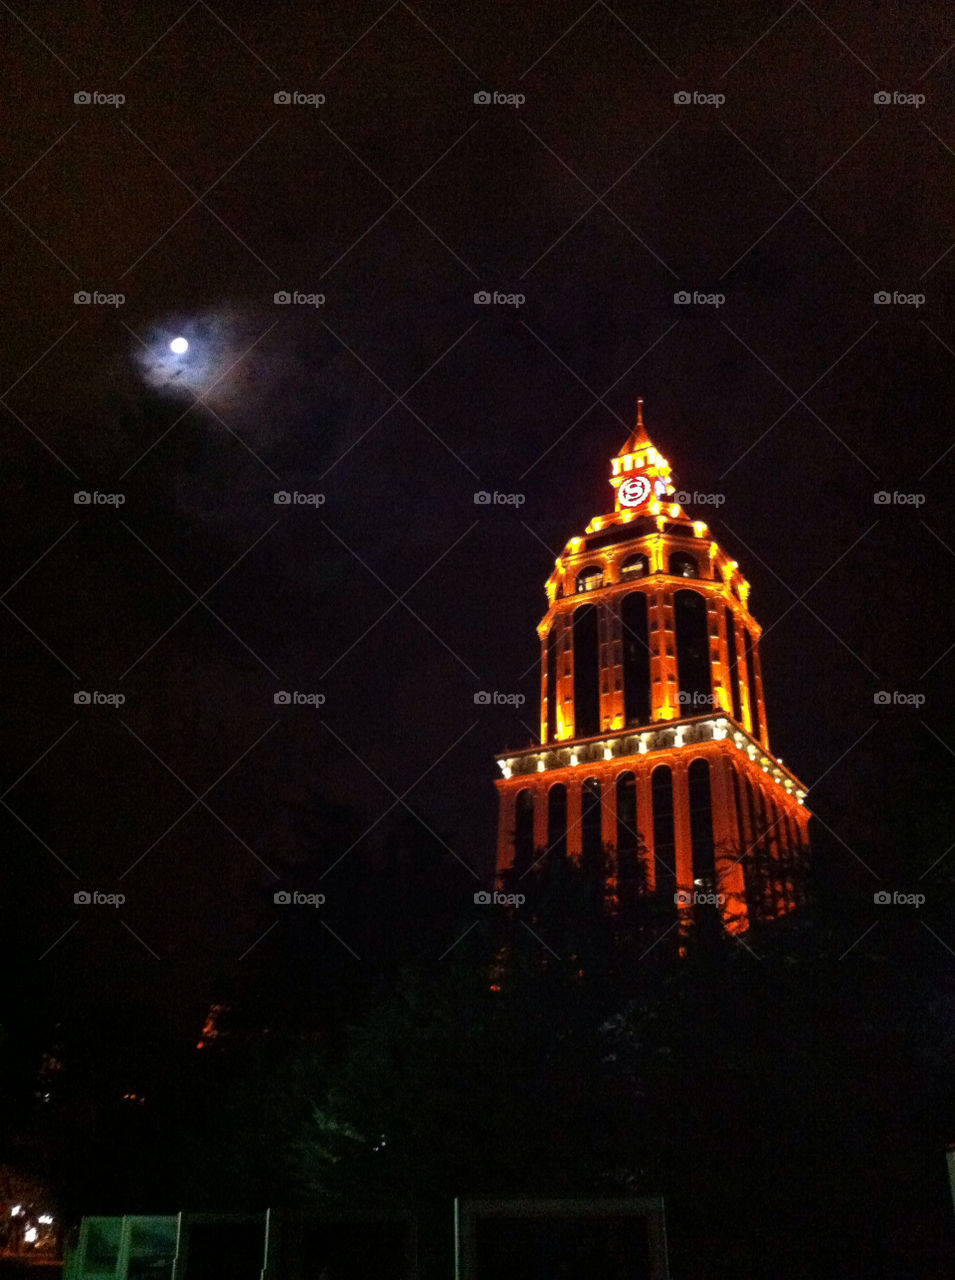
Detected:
left=540, top=629, right=549, bottom=744
left=649, top=590, right=670, bottom=720
left=711, top=752, right=747, bottom=932
left=566, top=775, right=583, bottom=857
left=558, top=615, right=573, bottom=741
left=737, top=619, right=754, bottom=735
left=533, top=781, right=548, bottom=852
left=606, top=598, right=624, bottom=732
left=601, top=769, right=618, bottom=851
left=497, top=787, right=516, bottom=875
left=752, top=641, right=770, bottom=750
left=671, top=758, right=692, bottom=892
left=598, top=603, right=611, bottom=733
left=712, top=598, right=731, bottom=715
left=636, top=765, right=655, bottom=891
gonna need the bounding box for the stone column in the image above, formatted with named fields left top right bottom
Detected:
left=671, top=758, right=692, bottom=893
left=566, top=775, right=583, bottom=858
left=710, top=751, right=747, bottom=932
left=496, top=784, right=515, bottom=878
left=636, top=764, right=655, bottom=890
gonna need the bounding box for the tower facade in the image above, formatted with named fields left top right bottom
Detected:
left=494, top=403, right=811, bottom=933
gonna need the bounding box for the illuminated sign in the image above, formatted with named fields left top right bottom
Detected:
left=619, top=475, right=651, bottom=507
left=619, top=474, right=670, bottom=507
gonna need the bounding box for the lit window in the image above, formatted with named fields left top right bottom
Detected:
left=669, top=552, right=698, bottom=578
left=620, top=553, right=649, bottom=578
left=575, top=566, right=603, bottom=592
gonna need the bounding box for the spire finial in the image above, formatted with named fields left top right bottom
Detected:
left=636, top=397, right=644, bottom=429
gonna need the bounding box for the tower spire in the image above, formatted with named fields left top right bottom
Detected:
left=620, top=398, right=651, bottom=455
left=610, top=400, right=673, bottom=511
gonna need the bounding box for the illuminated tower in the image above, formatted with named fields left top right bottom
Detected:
left=494, top=402, right=811, bottom=933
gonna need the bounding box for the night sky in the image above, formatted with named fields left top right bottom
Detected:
left=2, top=2, right=954, bottom=1022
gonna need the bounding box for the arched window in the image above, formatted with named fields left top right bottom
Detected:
left=724, top=606, right=743, bottom=722
left=514, top=789, right=535, bottom=873
left=573, top=604, right=600, bottom=738
left=581, top=777, right=602, bottom=863
left=621, top=591, right=651, bottom=727
left=674, top=589, right=712, bottom=712
left=688, top=759, right=716, bottom=883
left=620, top=552, right=649, bottom=579
left=669, top=551, right=699, bottom=578
left=575, top=565, right=603, bottom=593
left=652, top=765, right=676, bottom=903
left=616, top=771, right=639, bottom=855
left=547, top=784, right=567, bottom=861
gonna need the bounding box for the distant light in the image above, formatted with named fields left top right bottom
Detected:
left=11, top=1205, right=22, bottom=1216
left=170, top=337, right=188, bottom=354
left=38, top=1215, right=53, bottom=1225
left=24, top=1227, right=37, bottom=1243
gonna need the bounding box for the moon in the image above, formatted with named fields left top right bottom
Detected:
left=170, top=337, right=189, bottom=354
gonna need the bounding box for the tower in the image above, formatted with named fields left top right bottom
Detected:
left=494, top=403, right=811, bottom=933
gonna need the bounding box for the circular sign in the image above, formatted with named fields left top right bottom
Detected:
left=619, top=475, right=651, bottom=507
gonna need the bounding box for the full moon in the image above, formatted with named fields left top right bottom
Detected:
left=170, top=337, right=189, bottom=354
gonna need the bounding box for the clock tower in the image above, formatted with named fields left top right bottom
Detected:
left=494, top=402, right=811, bottom=933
